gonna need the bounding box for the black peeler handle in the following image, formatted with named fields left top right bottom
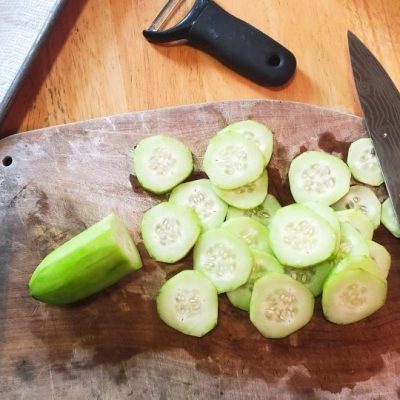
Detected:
left=143, top=0, right=296, bottom=87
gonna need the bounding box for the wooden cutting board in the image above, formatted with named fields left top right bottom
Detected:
left=1, top=100, right=399, bottom=400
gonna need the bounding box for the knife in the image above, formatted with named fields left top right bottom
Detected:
left=348, top=31, right=400, bottom=222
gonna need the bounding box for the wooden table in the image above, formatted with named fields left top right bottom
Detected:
left=0, top=0, right=399, bottom=135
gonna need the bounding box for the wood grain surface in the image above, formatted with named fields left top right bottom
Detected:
left=0, top=0, right=399, bottom=136
left=1, top=100, right=400, bottom=399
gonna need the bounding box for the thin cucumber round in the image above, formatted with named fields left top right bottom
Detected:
left=203, top=131, right=265, bottom=190
left=347, top=138, right=384, bottom=186
left=141, top=202, right=201, bottom=263
left=335, top=209, right=374, bottom=241
left=368, top=241, right=391, bottom=279
left=381, top=198, right=400, bottom=238
left=322, top=268, right=387, bottom=325
left=284, top=259, right=335, bottom=297
left=219, top=120, right=274, bottom=165
left=156, top=270, right=218, bottom=337
left=193, top=228, right=253, bottom=293
left=250, top=272, right=315, bottom=338
left=227, top=251, right=284, bottom=312
left=133, top=134, right=193, bottom=194
left=332, top=185, right=381, bottom=229
left=221, top=216, right=271, bottom=254
left=269, top=204, right=336, bottom=267
left=169, top=179, right=228, bottom=231
left=212, top=169, right=268, bottom=210
left=331, top=255, right=387, bottom=282
left=288, top=151, right=351, bottom=205
left=337, top=222, right=369, bottom=260
left=226, top=194, right=281, bottom=226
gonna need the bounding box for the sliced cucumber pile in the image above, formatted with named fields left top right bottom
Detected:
left=129, top=120, right=396, bottom=339
left=29, top=119, right=397, bottom=339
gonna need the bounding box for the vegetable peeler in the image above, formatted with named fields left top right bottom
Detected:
left=143, top=0, right=296, bottom=87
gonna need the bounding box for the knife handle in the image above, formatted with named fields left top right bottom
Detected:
left=143, top=0, right=296, bottom=87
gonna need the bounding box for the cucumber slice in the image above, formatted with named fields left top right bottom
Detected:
left=250, top=272, right=315, bottom=338
left=331, top=255, right=387, bottom=282
left=169, top=179, right=228, bottom=231
left=322, top=268, right=387, bottom=325
left=381, top=198, right=400, bottom=238
left=226, top=194, right=281, bottom=226
left=221, top=216, right=271, bottom=254
left=269, top=204, right=336, bottom=267
left=288, top=151, right=351, bottom=205
left=133, top=134, right=193, bottom=194
left=284, top=259, right=335, bottom=297
left=227, top=251, right=284, bottom=312
left=347, top=138, right=384, bottom=186
left=332, top=185, right=381, bottom=229
left=368, top=241, right=391, bottom=279
left=335, top=209, right=374, bottom=241
left=29, top=213, right=142, bottom=305
left=193, top=228, right=253, bottom=293
left=202, top=131, right=265, bottom=190
left=219, top=120, right=274, bottom=165
left=156, top=270, right=218, bottom=337
left=141, top=202, right=201, bottom=263
left=302, top=201, right=341, bottom=255
left=212, top=170, right=268, bottom=209
left=337, top=222, right=369, bottom=259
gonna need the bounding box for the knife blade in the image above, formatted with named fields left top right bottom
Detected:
left=348, top=30, right=400, bottom=222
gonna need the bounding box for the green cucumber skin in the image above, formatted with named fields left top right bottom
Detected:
left=29, top=213, right=142, bottom=305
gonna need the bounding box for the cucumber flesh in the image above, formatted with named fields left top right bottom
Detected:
left=29, top=213, right=142, bottom=304
left=212, top=169, right=268, bottom=210
left=226, top=194, right=281, bottom=226
left=284, top=259, right=335, bottom=297
left=368, top=241, right=391, bottom=279
left=169, top=179, right=228, bottom=231
left=219, top=120, right=274, bottom=166
left=221, top=216, right=271, bottom=254
left=133, top=134, right=193, bottom=194
left=347, top=138, right=384, bottom=186
left=227, top=251, right=284, bottom=311
left=269, top=204, right=336, bottom=267
left=250, top=272, right=315, bottom=338
left=322, top=268, right=387, bottom=325
left=335, top=209, right=374, bottom=241
left=288, top=151, right=351, bottom=205
left=193, top=228, right=253, bottom=293
left=203, top=131, right=265, bottom=190
left=337, top=222, right=369, bottom=259
left=141, top=202, right=201, bottom=263
left=332, top=185, right=381, bottom=229
left=157, top=270, right=218, bottom=337
left=302, top=201, right=341, bottom=255
left=381, top=198, right=400, bottom=238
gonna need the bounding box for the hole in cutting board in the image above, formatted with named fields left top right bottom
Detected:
left=2, top=156, right=13, bottom=167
